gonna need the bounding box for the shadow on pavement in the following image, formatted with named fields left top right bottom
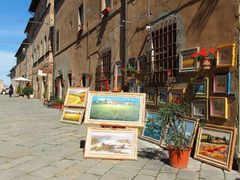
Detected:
left=138, top=147, right=168, bottom=161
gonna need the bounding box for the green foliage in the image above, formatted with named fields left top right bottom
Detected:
left=22, top=86, right=33, bottom=96
left=16, top=85, right=22, bottom=94
left=55, top=97, right=64, bottom=104
left=159, top=102, right=191, bottom=150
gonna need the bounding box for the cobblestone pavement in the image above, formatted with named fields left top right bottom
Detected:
left=0, top=95, right=239, bottom=180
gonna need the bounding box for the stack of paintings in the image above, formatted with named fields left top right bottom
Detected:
left=60, top=87, right=89, bottom=124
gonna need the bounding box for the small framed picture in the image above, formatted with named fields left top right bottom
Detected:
left=169, top=89, right=183, bottom=104
left=210, top=97, right=228, bottom=119
left=191, top=99, right=208, bottom=121
left=141, top=110, right=163, bottom=144
left=60, top=108, right=85, bottom=125
left=194, top=124, right=237, bottom=171
left=213, top=73, right=231, bottom=94
left=216, top=44, right=236, bottom=67
left=192, top=78, right=209, bottom=98
left=157, top=87, right=168, bottom=105
left=64, top=87, right=89, bottom=107
left=179, top=47, right=199, bottom=72
left=146, top=87, right=156, bottom=106
left=84, top=127, right=138, bottom=160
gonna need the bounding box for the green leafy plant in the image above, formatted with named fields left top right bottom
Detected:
left=22, top=86, right=34, bottom=96
left=16, top=85, right=22, bottom=94
left=159, top=102, right=191, bottom=150
left=54, top=97, right=64, bottom=104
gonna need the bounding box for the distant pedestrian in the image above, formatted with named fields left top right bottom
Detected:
left=9, top=84, right=13, bottom=98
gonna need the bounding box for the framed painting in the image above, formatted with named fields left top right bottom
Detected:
left=84, top=127, right=138, bottom=160
left=157, top=87, right=168, bottom=105
left=192, top=78, right=209, bottom=98
left=194, top=124, right=237, bottom=171
left=141, top=110, right=163, bottom=144
left=84, top=91, right=146, bottom=127
left=169, top=89, right=183, bottom=104
left=60, top=108, right=85, bottom=125
left=160, top=117, right=198, bottom=149
left=210, top=97, right=228, bottom=119
left=64, top=87, right=89, bottom=107
left=216, top=44, right=236, bottom=67
left=213, top=72, right=231, bottom=94
left=179, top=47, right=199, bottom=72
left=146, top=87, right=156, bottom=106
left=191, top=99, right=208, bottom=121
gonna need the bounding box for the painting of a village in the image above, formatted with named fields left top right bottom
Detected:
left=90, top=95, right=141, bottom=122
left=199, top=128, right=230, bottom=163
left=85, top=128, right=137, bottom=160
left=64, top=88, right=88, bottom=107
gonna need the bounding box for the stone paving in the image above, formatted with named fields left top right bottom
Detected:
left=0, top=95, right=239, bottom=180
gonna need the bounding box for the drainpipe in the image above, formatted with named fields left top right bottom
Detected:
left=238, top=0, right=240, bottom=167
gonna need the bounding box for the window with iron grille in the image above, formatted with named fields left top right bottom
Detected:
left=145, top=16, right=178, bottom=86
left=95, top=49, right=111, bottom=91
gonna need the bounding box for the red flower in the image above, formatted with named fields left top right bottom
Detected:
left=191, top=47, right=215, bottom=62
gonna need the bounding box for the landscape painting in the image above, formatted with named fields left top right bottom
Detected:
left=213, top=73, right=231, bottom=94
left=179, top=47, right=199, bottom=72
left=84, top=127, right=138, bottom=160
left=194, top=124, right=237, bottom=171
left=60, top=108, right=84, bottom=125
left=141, top=110, right=162, bottom=144
left=146, top=87, right=156, bottom=105
left=192, top=78, right=209, bottom=98
left=169, top=89, right=183, bottom=104
left=64, top=87, right=89, bottom=107
left=160, top=117, right=198, bottom=149
left=210, top=97, right=228, bottom=119
left=191, top=99, right=208, bottom=120
left=84, top=91, right=146, bottom=127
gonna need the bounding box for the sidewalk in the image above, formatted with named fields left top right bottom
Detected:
left=0, top=95, right=239, bottom=180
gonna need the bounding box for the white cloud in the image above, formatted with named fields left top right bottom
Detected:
left=0, top=50, right=15, bottom=85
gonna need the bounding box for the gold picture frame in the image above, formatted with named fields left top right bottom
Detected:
left=60, top=107, right=85, bottom=125
left=194, top=124, right=237, bottom=171
left=216, top=44, right=236, bottom=67
left=84, top=91, right=146, bottom=127
left=210, top=97, right=228, bottom=119
left=64, top=87, right=89, bottom=107
left=84, top=127, right=138, bottom=160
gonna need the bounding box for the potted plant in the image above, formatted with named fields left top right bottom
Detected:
left=22, top=85, right=34, bottom=99
left=51, top=97, right=64, bottom=110
left=191, top=48, right=215, bottom=70
left=159, top=102, right=191, bottom=169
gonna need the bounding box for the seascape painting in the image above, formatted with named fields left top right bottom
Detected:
left=192, top=78, right=208, bottom=98
left=157, top=88, right=167, bottom=105
left=84, top=128, right=138, bottom=160
left=85, top=92, right=146, bottom=127
left=64, top=87, right=88, bottom=107
left=141, top=110, right=162, bottom=144
left=194, top=125, right=237, bottom=171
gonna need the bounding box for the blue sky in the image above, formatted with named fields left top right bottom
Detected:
left=0, top=0, right=32, bottom=86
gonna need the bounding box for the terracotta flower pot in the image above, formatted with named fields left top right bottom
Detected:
left=168, top=148, right=190, bottom=169
left=201, top=58, right=212, bottom=70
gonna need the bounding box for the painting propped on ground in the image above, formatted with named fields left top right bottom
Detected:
left=84, top=127, right=138, bottom=160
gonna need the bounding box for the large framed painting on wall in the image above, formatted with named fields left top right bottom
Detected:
left=64, top=87, right=89, bottom=107
left=141, top=110, right=162, bottom=144
left=216, top=44, right=235, bottom=67
left=160, top=117, right=198, bottom=149
left=210, top=97, right=228, bottom=119
left=179, top=47, right=199, bottom=72
left=194, top=124, right=237, bottom=171
left=213, top=73, right=231, bottom=94
left=60, top=108, right=85, bottom=125
left=84, top=127, right=138, bottom=160
left=191, top=99, right=208, bottom=121
left=84, top=91, right=146, bottom=127
left=192, top=78, right=209, bottom=98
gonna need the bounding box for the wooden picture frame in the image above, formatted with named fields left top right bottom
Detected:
left=192, top=78, right=209, bottom=98
left=213, top=72, right=231, bottom=94
left=146, top=87, right=156, bottom=106
left=157, top=87, right=168, bottom=105
left=194, top=124, right=237, bottom=171
left=64, top=87, right=89, bottom=107
left=160, top=116, right=198, bottom=149
left=210, top=97, right=228, bottom=119
left=141, top=110, right=162, bottom=144
left=179, top=47, right=199, bottom=72
left=191, top=99, right=208, bottom=121
left=169, top=89, right=183, bottom=104
left=84, top=91, right=146, bottom=127
left=84, top=127, right=138, bottom=160
left=216, top=44, right=236, bottom=67
left=60, top=107, right=85, bottom=125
